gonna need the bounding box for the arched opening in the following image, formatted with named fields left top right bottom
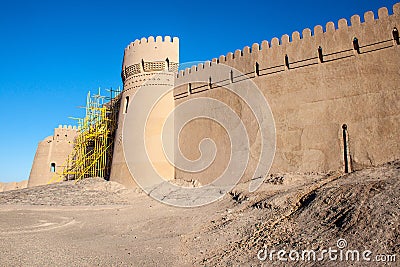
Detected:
left=124, top=96, right=129, bottom=114
left=393, top=27, right=399, bottom=45
left=353, top=37, right=360, bottom=54
left=50, top=162, right=56, bottom=173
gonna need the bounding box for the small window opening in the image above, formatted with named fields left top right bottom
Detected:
left=188, top=83, right=192, bottom=94
left=141, top=59, right=145, bottom=70
left=50, top=163, right=56, bottom=173
left=353, top=37, right=360, bottom=54
left=124, top=96, right=129, bottom=114
left=165, top=57, right=170, bottom=70
left=230, top=69, right=234, bottom=83
left=342, top=124, right=350, bottom=173
left=318, top=46, right=324, bottom=62
left=208, top=76, right=212, bottom=89
left=393, top=27, right=399, bottom=45
left=284, top=54, right=290, bottom=69
left=255, top=62, right=260, bottom=76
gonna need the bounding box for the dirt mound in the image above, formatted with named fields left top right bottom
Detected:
left=185, top=160, right=400, bottom=266
left=0, top=178, right=130, bottom=206
left=0, top=162, right=398, bottom=266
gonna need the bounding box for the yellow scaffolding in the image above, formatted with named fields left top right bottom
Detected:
left=48, top=88, right=121, bottom=184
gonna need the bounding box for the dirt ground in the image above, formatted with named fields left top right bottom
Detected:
left=0, top=160, right=399, bottom=266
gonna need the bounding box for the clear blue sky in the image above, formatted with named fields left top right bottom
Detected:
left=0, top=0, right=397, bottom=182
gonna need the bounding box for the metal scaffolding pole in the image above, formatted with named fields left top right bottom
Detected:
left=48, top=87, right=121, bottom=184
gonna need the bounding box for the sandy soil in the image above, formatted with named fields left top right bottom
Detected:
left=0, top=161, right=399, bottom=266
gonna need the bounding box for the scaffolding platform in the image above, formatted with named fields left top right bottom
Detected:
left=48, top=88, right=121, bottom=184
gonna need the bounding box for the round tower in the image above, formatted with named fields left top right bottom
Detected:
left=28, top=125, right=79, bottom=187
left=110, top=36, right=179, bottom=188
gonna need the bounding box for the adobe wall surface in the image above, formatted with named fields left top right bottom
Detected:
left=110, top=36, right=179, bottom=188
left=28, top=125, right=79, bottom=187
left=0, top=180, right=28, bottom=192
left=173, top=4, right=400, bottom=184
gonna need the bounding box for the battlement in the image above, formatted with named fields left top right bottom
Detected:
left=125, top=36, right=179, bottom=51
left=54, top=125, right=79, bottom=142
left=123, top=36, right=179, bottom=68
left=122, top=36, right=180, bottom=83
left=172, top=2, right=400, bottom=184
left=176, top=3, right=400, bottom=79
left=57, top=125, right=78, bottom=130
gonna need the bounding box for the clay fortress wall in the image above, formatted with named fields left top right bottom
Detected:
left=172, top=4, right=400, bottom=185
left=28, top=3, right=400, bottom=188
left=28, top=125, right=79, bottom=187
left=174, top=4, right=400, bottom=185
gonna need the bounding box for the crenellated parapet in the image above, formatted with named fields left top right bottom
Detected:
left=175, top=3, right=400, bottom=90
left=173, top=2, right=400, bottom=183
left=121, top=36, right=179, bottom=84
left=28, top=125, right=79, bottom=187
left=53, top=125, right=79, bottom=142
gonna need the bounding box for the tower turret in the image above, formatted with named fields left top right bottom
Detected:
left=110, top=36, right=179, bottom=187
